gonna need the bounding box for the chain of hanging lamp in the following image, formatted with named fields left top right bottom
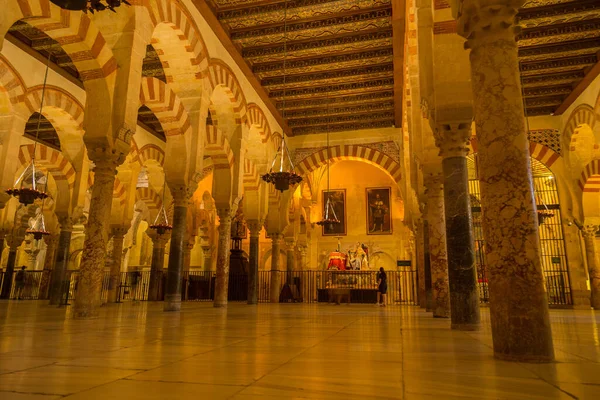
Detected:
left=261, top=0, right=303, bottom=192
left=149, top=179, right=173, bottom=235
left=316, top=90, right=340, bottom=229
left=49, top=0, right=130, bottom=13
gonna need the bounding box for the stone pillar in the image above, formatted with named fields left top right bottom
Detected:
left=164, top=186, right=189, bottom=312
left=201, top=245, right=212, bottom=271
left=435, top=122, right=481, bottom=330
left=298, top=245, right=308, bottom=270
left=562, top=223, right=590, bottom=309
left=108, top=226, right=128, bottom=303
left=415, top=220, right=427, bottom=308
left=457, top=0, right=554, bottom=361
left=269, top=233, right=282, bottom=303
left=49, top=219, right=74, bottom=305
left=38, top=234, right=58, bottom=300
left=183, top=237, right=194, bottom=272
left=424, top=172, right=450, bottom=318
left=285, top=238, right=296, bottom=283
left=148, top=232, right=169, bottom=301
left=582, top=225, right=600, bottom=309
left=74, top=155, right=120, bottom=319
left=247, top=220, right=261, bottom=305
left=423, top=219, right=433, bottom=311
left=214, top=208, right=232, bottom=308
left=0, top=236, right=22, bottom=299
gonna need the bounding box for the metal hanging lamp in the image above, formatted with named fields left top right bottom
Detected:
left=316, top=91, right=340, bottom=230
left=27, top=199, right=51, bottom=241
left=149, top=180, right=173, bottom=235
left=261, top=0, right=302, bottom=193
left=6, top=53, right=52, bottom=206
left=50, top=0, right=130, bottom=13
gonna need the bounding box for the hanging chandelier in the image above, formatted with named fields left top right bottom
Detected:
left=149, top=180, right=173, bottom=235
left=261, top=0, right=302, bottom=193
left=6, top=54, right=53, bottom=206
left=27, top=206, right=50, bottom=241
left=316, top=90, right=340, bottom=230
left=50, top=0, right=130, bottom=13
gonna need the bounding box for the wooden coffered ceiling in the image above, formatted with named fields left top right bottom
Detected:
left=206, top=0, right=405, bottom=136
left=518, top=0, right=600, bottom=116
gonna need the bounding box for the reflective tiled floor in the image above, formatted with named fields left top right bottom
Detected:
left=0, top=302, right=599, bottom=399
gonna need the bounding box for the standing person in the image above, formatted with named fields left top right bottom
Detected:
left=14, top=266, right=26, bottom=300
left=376, top=267, right=387, bottom=306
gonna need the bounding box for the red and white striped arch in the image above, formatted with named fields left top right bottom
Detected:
left=18, top=144, right=76, bottom=189
left=12, top=0, right=116, bottom=81
left=246, top=103, right=271, bottom=143
left=0, top=56, right=26, bottom=108
left=243, top=158, right=260, bottom=191
left=207, top=60, right=247, bottom=125
left=295, top=145, right=403, bottom=185
left=139, top=77, right=191, bottom=137
left=205, top=125, right=234, bottom=170
left=23, top=85, right=84, bottom=127
left=566, top=104, right=597, bottom=150
left=529, top=142, right=560, bottom=169
left=578, top=159, right=600, bottom=192
left=139, top=144, right=166, bottom=167
left=135, top=186, right=162, bottom=211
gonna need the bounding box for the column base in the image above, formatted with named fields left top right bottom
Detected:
left=163, top=295, right=181, bottom=312
left=247, top=300, right=257, bottom=305
left=213, top=302, right=227, bottom=308
left=451, top=322, right=480, bottom=331
left=494, top=352, right=554, bottom=364
left=73, top=308, right=100, bottom=320
left=571, top=289, right=591, bottom=309
left=433, top=315, right=450, bottom=319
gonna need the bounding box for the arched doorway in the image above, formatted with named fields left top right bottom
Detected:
left=467, top=155, right=571, bottom=306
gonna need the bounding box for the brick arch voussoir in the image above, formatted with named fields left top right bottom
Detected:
left=578, top=159, right=600, bottom=192
left=144, top=0, right=209, bottom=83
left=139, top=77, right=191, bottom=137
left=205, top=125, right=234, bottom=170
left=295, top=145, right=402, bottom=184
left=243, top=158, right=260, bottom=191
left=529, top=142, right=561, bottom=170
left=565, top=104, right=597, bottom=146
left=23, top=86, right=85, bottom=128
left=0, top=56, right=26, bottom=107
left=16, top=2, right=116, bottom=81
left=139, top=144, right=166, bottom=167
left=135, top=186, right=162, bottom=211
left=246, top=103, right=271, bottom=143
left=207, top=60, right=247, bottom=125
left=18, top=144, right=76, bottom=189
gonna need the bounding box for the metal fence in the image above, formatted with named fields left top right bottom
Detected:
left=0, top=269, right=419, bottom=305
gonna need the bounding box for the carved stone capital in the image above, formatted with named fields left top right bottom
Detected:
left=149, top=231, right=171, bottom=247
left=285, top=238, right=296, bottom=250
left=217, top=208, right=233, bottom=225
left=111, top=225, right=129, bottom=239
left=270, top=232, right=282, bottom=242
left=87, top=147, right=127, bottom=172
left=58, top=216, right=75, bottom=232
left=457, top=0, right=523, bottom=48
left=434, top=121, right=472, bottom=159
left=247, top=220, right=263, bottom=237
left=582, top=225, right=599, bottom=240
left=169, top=184, right=193, bottom=207
left=423, top=171, right=444, bottom=197
left=6, top=234, right=24, bottom=249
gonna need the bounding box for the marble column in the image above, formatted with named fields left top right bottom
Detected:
left=108, top=226, right=128, bottom=303
left=164, top=186, right=189, bottom=312
left=435, top=122, right=481, bottom=330
left=201, top=245, right=213, bottom=271
left=458, top=0, right=554, bottom=361
left=269, top=233, right=282, bottom=303
left=423, top=220, right=433, bottom=311
left=38, top=234, right=58, bottom=300
left=582, top=225, right=600, bottom=309
left=183, top=237, right=194, bottom=272
left=214, top=208, right=232, bottom=308
left=247, top=220, right=261, bottom=305
left=415, top=220, right=427, bottom=308
left=0, top=236, right=22, bottom=299
left=285, top=238, right=296, bottom=284
left=148, top=232, right=169, bottom=302
left=49, top=219, right=74, bottom=305
left=74, top=155, right=120, bottom=319
left=424, top=172, right=450, bottom=318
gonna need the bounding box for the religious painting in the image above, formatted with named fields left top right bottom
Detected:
left=366, top=187, right=392, bottom=235
left=322, top=189, right=346, bottom=236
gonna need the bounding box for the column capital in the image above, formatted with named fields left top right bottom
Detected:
left=110, top=225, right=129, bottom=239
left=434, top=121, right=472, bottom=159
left=43, top=234, right=59, bottom=248
left=247, top=220, right=263, bottom=237
left=58, top=216, right=75, bottom=232
left=87, top=147, right=127, bottom=172
left=582, top=225, right=599, bottom=239
left=423, top=167, right=444, bottom=192
left=457, top=0, right=523, bottom=48
left=169, top=184, right=193, bottom=207
left=284, top=238, right=296, bottom=250
left=6, top=234, right=23, bottom=249
left=216, top=208, right=233, bottom=224
left=270, top=232, right=282, bottom=242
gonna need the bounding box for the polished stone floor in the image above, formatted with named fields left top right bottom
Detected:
left=0, top=302, right=599, bottom=399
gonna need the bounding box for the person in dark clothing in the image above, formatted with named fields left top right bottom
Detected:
left=15, top=266, right=26, bottom=300
left=376, top=267, right=387, bottom=306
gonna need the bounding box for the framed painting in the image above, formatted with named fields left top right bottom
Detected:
left=366, top=187, right=392, bottom=235
left=322, top=189, right=346, bottom=236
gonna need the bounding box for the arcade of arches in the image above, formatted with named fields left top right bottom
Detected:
left=1, top=0, right=600, bottom=398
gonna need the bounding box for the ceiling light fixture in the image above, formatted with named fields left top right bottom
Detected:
left=149, top=180, right=173, bottom=235
left=261, top=0, right=302, bottom=193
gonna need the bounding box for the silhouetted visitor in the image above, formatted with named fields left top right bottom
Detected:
left=15, top=266, right=26, bottom=300
left=376, top=267, right=387, bottom=306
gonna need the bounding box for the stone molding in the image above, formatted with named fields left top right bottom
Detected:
left=434, top=121, right=472, bottom=159
left=457, top=0, right=524, bottom=46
